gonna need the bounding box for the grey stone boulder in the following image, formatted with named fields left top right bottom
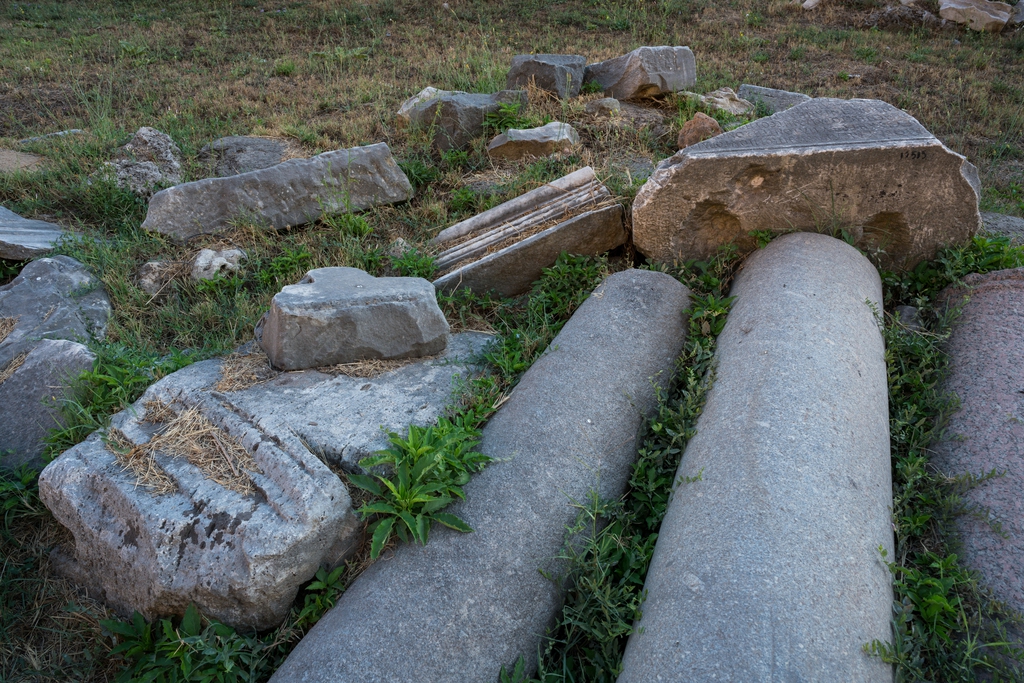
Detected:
left=38, top=363, right=360, bottom=631
left=939, top=0, right=1013, bottom=30
left=486, top=121, right=579, bottom=161
left=632, top=98, right=982, bottom=271
left=257, top=267, right=449, bottom=371
left=982, top=211, right=1024, bottom=242
left=585, top=97, right=621, bottom=117
left=0, top=206, right=66, bottom=260
left=1012, top=0, right=1024, bottom=24
left=268, top=269, right=692, bottom=683
left=197, top=136, right=298, bottom=177
left=102, top=127, right=183, bottom=197
left=0, top=339, right=95, bottom=471
left=506, top=54, right=586, bottom=99
left=584, top=46, right=696, bottom=99
left=619, top=232, right=893, bottom=682
left=141, top=143, right=413, bottom=242
left=401, top=90, right=529, bottom=151
left=191, top=248, right=246, bottom=281
left=395, top=87, right=464, bottom=129
left=737, top=84, right=812, bottom=114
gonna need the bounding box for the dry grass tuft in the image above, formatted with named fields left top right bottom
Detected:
left=216, top=349, right=280, bottom=392
left=0, top=351, right=28, bottom=385
left=320, top=355, right=438, bottom=378
left=142, top=398, right=177, bottom=424
left=0, top=316, right=18, bottom=344
left=105, top=427, right=177, bottom=495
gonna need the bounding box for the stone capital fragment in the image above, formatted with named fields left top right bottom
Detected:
left=632, top=98, right=982, bottom=270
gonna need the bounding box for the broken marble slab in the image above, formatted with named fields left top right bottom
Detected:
left=141, top=143, right=413, bottom=242
left=486, top=121, right=579, bottom=161
left=632, top=98, right=982, bottom=271
left=257, top=267, right=450, bottom=371
left=584, top=46, right=696, bottom=99
left=0, top=206, right=66, bottom=260
left=737, top=84, right=811, bottom=114
left=433, top=205, right=626, bottom=298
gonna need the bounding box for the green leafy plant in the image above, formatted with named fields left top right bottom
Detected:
left=581, top=81, right=604, bottom=95
left=398, top=158, right=439, bottom=188
left=255, top=246, right=312, bottom=288
left=391, top=249, right=435, bottom=278
left=274, top=59, right=296, bottom=76
left=323, top=212, right=372, bottom=238
left=483, top=102, right=531, bottom=135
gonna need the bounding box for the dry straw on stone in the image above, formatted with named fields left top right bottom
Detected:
left=0, top=316, right=18, bottom=344
left=321, top=355, right=436, bottom=378
left=106, top=427, right=177, bottom=495
left=216, top=349, right=280, bottom=392
left=0, top=352, right=27, bottom=385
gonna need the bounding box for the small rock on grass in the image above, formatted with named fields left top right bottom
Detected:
left=585, top=97, right=621, bottom=117
left=191, top=249, right=246, bottom=281
left=136, top=261, right=179, bottom=297
left=486, top=122, right=580, bottom=161
left=939, top=0, right=1013, bottom=30
left=678, top=113, right=723, bottom=149
left=679, top=87, right=754, bottom=116
left=102, top=127, right=183, bottom=197
left=506, top=54, right=586, bottom=99
left=737, top=84, right=811, bottom=114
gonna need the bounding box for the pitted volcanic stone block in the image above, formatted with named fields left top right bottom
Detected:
left=584, top=46, right=696, bottom=99
left=258, top=267, right=449, bottom=371
left=506, top=54, right=586, bottom=99
left=619, top=233, right=893, bottom=682
left=932, top=268, right=1024, bottom=620
left=632, top=98, right=981, bottom=270
left=141, top=143, right=413, bottom=241
left=268, top=269, right=692, bottom=683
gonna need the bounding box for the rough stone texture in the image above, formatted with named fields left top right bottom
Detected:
left=939, top=0, right=1012, bottom=30
left=400, top=90, right=529, bottom=151
left=269, top=269, right=692, bottom=683
left=141, top=143, right=413, bottom=241
left=104, top=127, right=183, bottom=196
left=198, top=136, right=297, bottom=177
left=620, top=232, right=893, bottom=683
left=0, top=150, right=44, bottom=173
left=433, top=205, right=626, bottom=297
left=1012, top=0, right=1024, bottom=24
left=584, top=46, right=696, bottom=99
left=136, top=261, right=180, bottom=297
left=633, top=98, right=982, bottom=271
left=38, top=365, right=360, bottom=631
left=486, top=121, right=579, bottom=160
left=191, top=249, right=246, bottom=281
left=0, top=256, right=110, bottom=470
left=677, top=112, right=723, bottom=149
left=257, top=267, right=449, bottom=371
left=931, top=268, right=1024, bottom=619
left=894, top=304, right=924, bottom=331
left=584, top=97, right=621, bottom=117
left=387, top=237, right=412, bottom=258
left=680, top=87, right=755, bottom=116
left=982, top=211, right=1024, bottom=242
left=737, top=84, right=812, bottom=113
left=395, top=87, right=463, bottom=129
left=0, top=340, right=95, bottom=471
left=506, top=54, right=586, bottom=99
left=18, top=129, right=84, bottom=144
left=0, top=206, right=66, bottom=260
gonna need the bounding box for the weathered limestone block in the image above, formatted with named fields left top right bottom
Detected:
left=0, top=339, right=95, bottom=471
left=585, top=97, right=621, bottom=117
left=257, top=267, right=449, bottom=371
left=486, top=121, right=579, bottom=160
left=632, top=98, right=982, bottom=270
left=932, top=268, right=1024, bottom=619
left=269, top=269, right=692, bottom=683
left=395, top=87, right=464, bottom=129
left=433, top=205, right=626, bottom=297
left=506, top=54, right=586, bottom=99
left=141, top=143, right=413, bottom=241
left=982, top=211, right=1024, bottom=242
left=584, top=46, right=696, bottom=99
left=619, top=232, right=893, bottom=682
left=198, top=136, right=298, bottom=177
left=0, top=206, right=66, bottom=260
left=136, top=261, right=180, bottom=297
left=191, top=248, right=246, bottom=281
left=939, top=0, right=1012, bottom=30
left=104, top=127, right=183, bottom=197
left=737, top=84, right=812, bottom=113
left=400, top=90, right=529, bottom=151
left=38, top=364, right=360, bottom=631
left=679, top=87, right=754, bottom=115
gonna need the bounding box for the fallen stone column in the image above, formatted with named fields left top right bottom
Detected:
left=269, top=269, right=692, bottom=683
left=932, top=268, right=1024, bottom=624
left=619, top=233, right=893, bottom=682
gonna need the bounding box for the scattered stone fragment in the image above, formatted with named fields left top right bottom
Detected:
left=136, top=261, right=181, bottom=297
left=584, top=46, right=696, bottom=99
left=486, top=122, right=579, bottom=161
left=803, top=0, right=822, bottom=9
left=737, top=84, right=812, bottom=114
left=894, top=304, right=924, bottom=331
left=141, top=143, right=413, bottom=242
left=616, top=102, right=668, bottom=130
left=677, top=112, right=723, bottom=149
left=865, top=4, right=944, bottom=29
left=939, top=0, right=1012, bottom=30
left=198, top=136, right=298, bottom=177
left=17, top=129, right=84, bottom=144
left=584, top=97, right=621, bottom=117
left=395, top=87, right=464, bottom=129
left=0, top=256, right=111, bottom=470
left=388, top=237, right=412, bottom=258
left=257, top=267, right=449, bottom=371
left=0, top=150, right=43, bottom=173
left=433, top=205, right=626, bottom=298
left=268, top=269, right=692, bottom=683
left=982, top=211, right=1024, bottom=242
left=102, top=127, right=183, bottom=197
left=191, top=248, right=246, bottom=281
left=0, top=206, right=66, bottom=260
left=1012, top=0, right=1024, bottom=24
left=932, top=268, right=1024, bottom=621
left=400, top=90, right=529, bottom=151
left=506, top=54, right=586, bottom=99
left=680, top=87, right=754, bottom=116
left=619, top=233, right=893, bottom=682
left=632, top=98, right=982, bottom=270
